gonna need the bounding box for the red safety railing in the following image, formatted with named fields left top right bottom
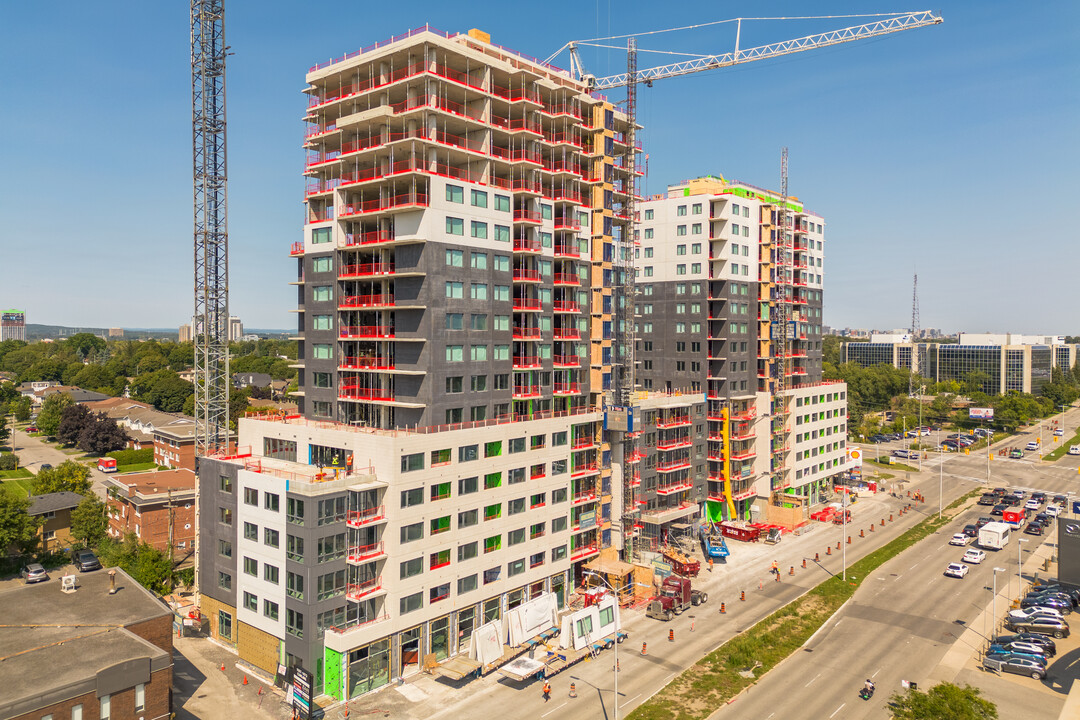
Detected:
left=513, top=385, right=541, bottom=397
left=340, top=325, right=394, bottom=339
left=347, top=542, right=385, bottom=563
left=339, top=295, right=394, bottom=308
left=553, top=273, right=580, bottom=286
left=656, top=415, right=690, bottom=428
left=553, top=300, right=580, bottom=313
left=339, top=194, right=428, bottom=218
left=554, top=382, right=580, bottom=394
left=513, top=297, right=541, bottom=311
left=512, top=355, right=541, bottom=369
left=511, top=178, right=543, bottom=193
left=553, top=354, right=580, bottom=367
left=342, top=229, right=395, bottom=247
left=656, top=481, right=693, bottom=495
left=339, top=386, right=395, bottom=402
left=513, top=208, right=543, bottom=223
left=572, top=490, right=597, bottom=505
left=512, top=326, right=542, bottom=340
left=553, top=243, right=580, bottom=258
left=572, top=462, right=599, bottom=476
left=513, top=268, right=541, bottom=282
left=570, top=543, right=600, bottom=561
left=513, top=237, right=542, bottom=253
left=339, top=356, right=394, bottom=371
left=346, top=506, right=386, bottom=527
left=572, top=435, right=594, bottom=449
left=553, top=327, right=580, bottom=340
left=290, top=242, right=304, bottom=256
left=658, top=460, right=692, bottom=473
left=345, top=577, right=384, bottom=601
left=339, top=262, right=396, bottom=277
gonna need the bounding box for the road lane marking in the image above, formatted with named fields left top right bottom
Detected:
left=910, top=561, right=921, bottom=570
left=829, top=703, right=846, bottom=718
left=541, top=702, right=567, bottom=717
left=805, top=672, right=821, bottom=687
left=871, top=667, right=882, bottom=678
left=620, top=694, right=642, bottom=709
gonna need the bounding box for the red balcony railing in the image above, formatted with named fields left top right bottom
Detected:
left=339, top=262, right=395, bottom=278
left=339, top=295, right=394, bottom=308
left=554, top=382, right=580, bottom=394
left=339, top=325, right=394, bottom=339
left=572, top=490, right=597, bottom=505
left=343, top=229, right=395, bottom=247
left=657, top=459, right=692, bottom=473
left=572, top=462, right=599, bottom=477
left=513, top=237, right=542, bottom=253
left=570, top=543, right=600, bottom=562
left=554, top=272, right=580, bottom=286
left=657, top=438, right=692, bottom=451
left=513, top=385, right=541, bottom=398
left=513, top=297, right=542, bottom=311
left=346, top=506, right=386, bottom=527
left=554, top=243, right=580, bottom=258
left=346, top=577, right=384, bottom=601
left=513, top=208, right=543, bottom=223
left=338, top=193, right=429, bottom=217
left=512, top=327, right=542, bottom=340
left=656, top=415, right=690, bottom=428
left=339, top=356, right=394, bottom=371
left=339, top=386, right=394, bottom=402
left=656, top=481, right=694, bottom=496
left=512, top=355, right=541, bottom=369
left=553, top=300, right=581, bottom=313
left=572, top=435, right=595, bottom=449
left=290, top=242, right=304, bottom=256
left=553, top=327, right=580, bottom=340
left=553, top=354, right=580, bottom=367
left=347, top=542, right=385, bottom=564
left=513, top=268, right=541, bottom=282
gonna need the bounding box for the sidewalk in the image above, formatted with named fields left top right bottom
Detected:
left=173, top=633, right=282, bottom=719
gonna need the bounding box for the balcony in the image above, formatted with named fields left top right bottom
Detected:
left=571, top=490, right=598, bottom=506
left=553, top=382, right=580, bottom=395
left=346, top=542, right=386, bottom=564
left=553, top=354, right=580, bottom=368
left=657, top=459, right=692, bottom=473
left=512, top=355, right=541, bottom=369
left=346, top=506, right=387, bottom=528
left=571, top=462, right=600, bottom=477
left=554, top=243, right=580, bottom=259
left=553, top=216, right=581, bottom=232
left=339, top=295, right=394, bottom=309
left=513, top=209, right=543, bottom=224
left=512, top=384, right=542, bottom=399
left=339, top=356, right=394, bottom=371
left=513, top=297, right=542, bottom=312
left=570, top=543, right=600, bottom=562
left=730, top=449, right=757, bottom=461
left=339, top=325, right=394, bottom=339
left=290, top=241, right=304, bottom=256
left=553, top=300, right=581, bottom=314
left=339, top=386, right=395, bottom=402
left=553, top=327, right=580, bottom=340
left=513, top=237, right=542, bottom=253
left=656, top=481, right=694, bottom=496
left=513, top=268, right=541, bottom=282
left=338, top=193, right=429, bottom=218
left=553, top=272, right=580, bottom=286
left=512, top=326, right=542, bottom=340
left=343, top=229, right=395, bottom=247
left=346, top=577, right=385, bottom=602
left=657, top=438, right=692, bottom=451
left=571, top=435, right=595, bottom=450
left=656, top=415, right=690, bottom=429
left=339, top=262, right=395, bottom=279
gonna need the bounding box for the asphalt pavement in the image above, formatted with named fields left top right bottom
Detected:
left=8, top=426, right=113, bottom=499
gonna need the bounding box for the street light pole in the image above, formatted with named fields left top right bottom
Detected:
left=1017, top=539, right=1029, bottom=596
left=842, top=488, right=847, bottom=582
left=992, top=567, right=1005, bottom=641
left=584, top=571, right=619, bottom=720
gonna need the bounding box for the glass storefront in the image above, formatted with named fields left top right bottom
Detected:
left=400, top=625, right=423, bottom=676
left=430, top=615, right=450, bottom=662
left=348, top=639, right=390, bottom=698
left=458, top=607, right=476, bottom=653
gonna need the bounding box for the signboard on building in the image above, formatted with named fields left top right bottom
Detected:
left=969, top=408, right=994, bottom=420
left=292, top=667, right=313, bottom=719
left=651, top=559, right=672, bottom=577
left=580, top=510, right=596, bottom=529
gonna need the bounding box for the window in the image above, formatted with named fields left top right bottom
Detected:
left=400, top=592, right=423, bottom=615
left=445, top=345, right=463, bottom=362
left=286, top=609, right=304, bottom=638
left=317, top=534, right=345, bottom=562
left=494, top=224, right=510, bottom=242
left=445, top=376, right=463, bottom=393
left=401, top=487, right=424, bottom=507
left=100, top=696, right=110, bottom=720
left=218, top=571, right=232, bottom=590
left=458, top=575, right=478, bottom=594
left=677, top=244, right=686, bottom=256
left=552, top=516, right=568, bottom=532
left=401, top=557, right=423, bottom=579
left=311, top=400, right=332, bottom=417
left=508, top=498, right=526, bottom=515
left=493, top=285, right=509, bottom=301
left=459, top=444, right=479, bottom=462
left=469, top=220, right=488, bottom=239
left=692, top=263, right=702, bottom=274
left=311, top=226, right=331, bottom=244
left=471, top=283, right=488, bottom=300
left=508, top=559, right=526, bottom=577
left=243, top=591, right=258, bottom=611
left=264, top=563, right=279, bottom=584
left=311, top=371, right=332, bottom=388
left=470, top=251, right=488, bottom=269
left=484, top=567, right=501, bottom=584
left=312, top=344, right=332, bottom=360
left=484, top=472, right=502, bottom=489
left=494, top=315, right=510, bottom=331
left=312, top=285, right=332, bottom=302
left=286, top=571, right=304, bottom=600
left=458, top=476, right=478, bottom=495
left=645, top=209, right=654, bottom=220
left=218, top=539, right=232, bottom=558
left=445, top=281, right=463, bottom=298
left=495, top=194, right=511, bottom=212
left=508, top=528, right=526, bottom=545
left=312, top=256, right=332, bottom=273
left=264, top=528, right=279, bottom=548
left=287, top=498, right=304, bottom=525
left=484, top=503, right=502, bottom=521
left=401, top=522, right=424, bottom=543
left=72, top=706, right=83, bottom=720
left=219, top=475, right=233, bottom=493
left=459, top=509, right=479, bottom=528
left=286, top=535, right=304, bottom=563
left=431, top=515, right=450, bottom=534
left=445, top=249, right=463, bottom=267
left=470, top=374, right=487, bottom=392
left=471, top=189, right=488, bottom=207
left=458, top=541, right=478, bottom=562
left=264, top=600, right=279, bottom=620
left=430, top=549, right=450, bottom=569
left=263, top=492, right=280, bottom=512
left=244, top=487, right=258, bottom=506
left=219, top=507, right=233, bottom=526
left=484, top=535, right=501, bottom=553
left=552, top=545, right=568, bottom=561
left=430, top=583, right=450, bottom=603
left=316, top=570, right=346, bottom=600
left=530, top=552, right=545, bottom=568
left=470, top=345, right=488, bottom=361
left=444, top=313, right=463, bottom=331
left=446, top=184, right=464, bottom=203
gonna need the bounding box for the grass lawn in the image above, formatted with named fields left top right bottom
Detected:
left=1044, top=431, right=1080, bottom=461
left=1, top=476, right=34, bottom=498
left=0, top=468, right=33, bottom=480
left=115, top=462, right=159, bottom=474
left=865, top=457, right=920, bottom=473
left=626, top=488, right=982, bottom=720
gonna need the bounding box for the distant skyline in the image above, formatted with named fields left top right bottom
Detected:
left=2, top=1, right=1077, bottom=332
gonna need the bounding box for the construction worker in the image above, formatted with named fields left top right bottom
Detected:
left=542, top=680, right=551, bottom=702
left=771, top=560, right=779, bottom=576
left=708, top=558, right=714, bottom=573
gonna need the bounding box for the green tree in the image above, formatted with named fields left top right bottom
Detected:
left=822, top=335, right=842, bottom=366
left=36, top=392, right=74, bottom=436
left=70, top=495, right=109, bottom=549
left=31, top=460, right=92, bottom=496
left=131, top=369, right=195, bottom=413
left=97, top=533, right=174, bottom=594
left=229, top=387, right=252, bottom=430
left=13, top=396, right=32, bottom=422
left=890, top=682, right=997, bottom=720
left=64, top=333, right=107, bottom=359
left=0, top=491, right=40, bottom=556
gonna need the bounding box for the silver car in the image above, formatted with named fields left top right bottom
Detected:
left=19, top=563, right=49, bottom=584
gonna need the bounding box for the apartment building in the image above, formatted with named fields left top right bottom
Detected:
left=198, top=24, right=638, bottom=700
left=105, top=469, right=197, bottom=552
left=637, top=176, right=844, bottom=521
left=1, top=309, right=26, bottom=342
left=843, top=333, right=1079, bottom=395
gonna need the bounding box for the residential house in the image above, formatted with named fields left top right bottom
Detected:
left=27, top=491, right=84, bottom=552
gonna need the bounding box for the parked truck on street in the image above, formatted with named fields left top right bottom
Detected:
left=979, top=521, right=1011, bottom=550
left=646, top=576, right=708, bottom=620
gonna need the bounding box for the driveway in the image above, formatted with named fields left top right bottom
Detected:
left=8, top=427, right=112, bottom=500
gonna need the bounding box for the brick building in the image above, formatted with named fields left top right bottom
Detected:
left=0, top=567, right=173, bottom=720
left=27, top=491, right=84, bottom=552
left=105, top=469, right=197, bottom=552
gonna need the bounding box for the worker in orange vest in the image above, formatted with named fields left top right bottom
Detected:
left=542, top=680, right=551, bottom=702
left=771, top=560, right=779, bottom=576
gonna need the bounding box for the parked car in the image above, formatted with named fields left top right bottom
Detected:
left=1046, top=504, right=1064, bottom=517
left=962, top=524, right=979, bottom=538
left=1026, top=590, right=1075, bottom=606
left=963, top=548, right=986, bottom=564
left=983, top=653, right=1047, bottom=679
left=871, top=434, right=889, bottom=443
left=1010, top=448, right=1025, bottom=459
left=993, top=633, right=1057, bottom=654
left=944, top=562, right=969, bottom=579
left=1034, top=512, right=1053, bottom=527
left=950, top=533, right=972, bottom=546
left=976, top=516, right=993, bottom=528
left=39, top=463, right=52, bottom=471
left=74, top=550, right=101, bottom=572
left=1054, top=495, right=1068, bottom=505
left=1020, top=596, right=1072, bottom=613
left=1024, top=523, right=1044, bottom=536
left=19, top=564, right=49, bottom=584
left=1006, top=615, right=1070, bottom=638
left=1030, top=583, right=1080, bottom=606
left=25, top=425, right=38, bottom=432
left=989, top=640, right=1053, bottom=659
left=1069, top=445, right=1080, bottom=456
left=1009, top=489, right=1026, bottom=500
left=1010, top=606, right=1065, bottom=622
left=987, top=643, right=1049, bottom=662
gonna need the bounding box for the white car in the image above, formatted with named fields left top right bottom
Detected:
left=963, top=548, right=986, bottom=564
left=949, top=533, right=972, bottom=546
left=945, top=562, right=969, bottom=579
left=1009, top=605, right=1065, bottom=621
left=1054, top=429, right=1064, bottom=437
left=1026, top=499, right=1042, bottom=511
left=1047, top=503, right=1063, bottom=517
left=1069, top=445, right=1080, bottom=456
left=1026, top=441, right=1040, bottom=451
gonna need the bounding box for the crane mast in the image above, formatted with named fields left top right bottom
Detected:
left=773, top=149, right=791, bottom=493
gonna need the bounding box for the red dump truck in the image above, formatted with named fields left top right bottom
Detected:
left=646, top=576, right=708, bottom=621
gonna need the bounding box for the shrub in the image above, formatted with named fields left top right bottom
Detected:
left=106, top=448, right=154, bottom=465
left=0, top=453, right=21, bottom=471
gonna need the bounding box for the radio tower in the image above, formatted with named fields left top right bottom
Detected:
left=909, top=272, right=919, bottom=396
left=191, top=0, right=230, bottom=457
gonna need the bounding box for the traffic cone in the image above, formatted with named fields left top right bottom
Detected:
left=881, top=518, right=885, bottom=526
left=789, top=566, right=794, bottom=575
left=691, top=621, right=695, bottom=632
left=569, top=683, right=577, bottom=698
left=802, top=558, right=807, bottom=569
left=860, top=529, right=864, bottom=538
left=815, top=552, right=819, bottom=562
left=848, top=536, right=852, bottom=544
left=641, top=642, right=647, bottom=656
left=775, top=571, right=780, bottom=582
left=870, top=524, right=875, bottom=532
left=220, top=663, right=226, bottom=672
left=827, top=546, right=832, bottom=555
left=836, top=541, right=841, bottom=549
left=740, top=590, right=745, bottom=601
left=669, top=629, right=675, bottom=642
left=720, top=602, right=726, bottom=613
left=890, top=514, right=893, bottom=522
left=243, top=675, right=248, bottom=686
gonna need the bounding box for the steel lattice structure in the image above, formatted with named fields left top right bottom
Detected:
left=772, top=148, right=792, bottom=493
left=191, top=0, right=230, bottom=460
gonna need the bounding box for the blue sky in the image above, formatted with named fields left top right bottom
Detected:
left=1, top=2, right=1077, bottom=333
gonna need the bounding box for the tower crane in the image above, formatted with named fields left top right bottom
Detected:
left=548, top=11, right=942, bottom=560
